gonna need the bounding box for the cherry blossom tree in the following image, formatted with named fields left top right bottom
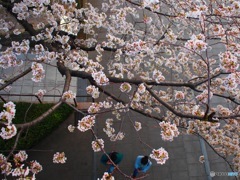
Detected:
left=0, top=0, right=239, bottom=179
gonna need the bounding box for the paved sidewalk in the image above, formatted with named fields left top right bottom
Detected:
left=25, top=111, right=235, bottom=180
left=27, top=113, right=94, bottom=180
left=0, top=60, right=77, bottom=103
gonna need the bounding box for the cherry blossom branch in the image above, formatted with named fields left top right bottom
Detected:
left=64, top=102, right=86, bottom=116
left=128, top=115, right=154, bottom=150
left=90, top=81, right=164, bottom=122
left=57, top=61, right=239, bottom=107
left=6, top=128, right=23, bottom=161
left=15, top=100, right=62, bottom=129
left=145, top=84, right=204, bottom=120
left=78, top=45, right=118, bottom=52
left=0, top=33, right=32, bottom=46
left=57, top=62, right=195, bottom=88
left=15, top=65, right=72, bottom=129
left=89, top=106, right=129, bottom=116
left=195, top=132, right=235, bottom=173
left=192, top=71, right=230, bottom=87
left=0, top=67, right=32, bottom=91
left=125, top=0, right=177, bottom=18
left=58, top=63, right=239, bottom=118
left=178, top=126, right=235, bottom=173
left=1, top=2, right=56, bottom=52
left=188, top=71, right=240, bottom=105
left=62, top=68, right=71, bottom=93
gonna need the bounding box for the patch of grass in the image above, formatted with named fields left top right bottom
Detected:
left=0, top=102, right=73, bottom=153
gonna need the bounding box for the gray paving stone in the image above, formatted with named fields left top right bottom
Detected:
left=186, top=152, right=202, bottom=164
left=167, top=140, right=184, bottom=148
left=188, top=163, right=206, bottom=176
left=189, top=176, right=208, bottom=180
left=170, top=159, right=188, bottom=172
left=171, top=171, right=190, bottom=180
left=210, top=162, right=231, bottom=173
left=211, top=176, right=236, bottom=180
left=184, top=140, right=202, bottom=152
left=168, top=146, right=187, bottom=159
left=153, top=166, right=171, bottom=179
left=183, top=134, right=199, bottom=141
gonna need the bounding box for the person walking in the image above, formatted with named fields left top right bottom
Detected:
left=132, top=155, right=152, bottom=178
left=100, top=152, right=123, bottom=174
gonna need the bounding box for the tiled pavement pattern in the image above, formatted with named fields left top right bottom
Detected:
left=0, top=57, right=77, bottom=103
left=25, top=111, right=235, bottom=180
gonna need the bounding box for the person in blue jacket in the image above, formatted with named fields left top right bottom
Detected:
left=100, top=152, right=123, bottom=174
left=132, top=155, right=152, bottom=178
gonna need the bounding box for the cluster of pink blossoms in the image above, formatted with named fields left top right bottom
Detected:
left=0, top=151, right=42, bottom=178
left=86, top=85, right=100, bottom=99
left=137, top=83, right=146, bottom=94
left=0, top=102, right=17, bottom=140
left=12, top=40, right=30, bottom=55
left=0, top=154, right=12, bottom=176
left=67, top=124, right=75, bottom=132
left=102, top=118, right=125, bottom=141
left=125, top=40, right=147, bottom=56
left=35, top=89, right=46, bottom=99
left=92, top=139, right=104, bottom=152
left=150, top=147, right=169, bottom=165
left=120, top=82, right=132, bottom=93
left=62, top=90, right=76, bottom=100
left=226, top=72, right=240, bottom=89
left=12, top=0, right=51, bottom=20
left=0, top=17, right=14, bottom=35
left=215, top=2, right=240, bottom=16
left=187, top=119, right=239, bottom=172
left=110, top=132, right=125, bottom=141
left=0, top=48, right=22, bottom=69
left=92, top=71, right=109, bottom=85
left=216, top=105, right=231, bottom=116
left=0, top=101, right=16, bottom=125
left=152, top=69, right=165, bottom=83
left=196, top=90, right=213, bottom=103
left=210, top=24, right=225, bottom=37
left=99, top=172, right=115, bottom=180
left=174, top=91, right=185, bottom=100
left=31, top=62, right=45, bottom=82
left=219, top=51, right=239, bottom=72
left=142, top=0, right=160, bottom=11
left=53, top=152, right=67, bottom=164
left=184, top=34, right=207, bottom=52
left=88, top=103, right=102, bottom=114
left=159, top=121, right=179, bottom=142
left=185, top=5, right=208, bottom=18
left=77, top=115, right=95, bottom=132
left=134, top=121, right=142, bottom=131
left=14, top=151, right=28, bottom=163
left=0, top=125, right=17, bottom=140
left=199, top=155, right=205, bottom=163
left=224, top=73, right=239, bottom=90
left=103, top=118, right=115, bottom=138
left=191, top=105, right=204, bottom=116
left=165, top=29, right=177, bottom=43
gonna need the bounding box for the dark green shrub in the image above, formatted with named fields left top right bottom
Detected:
left=0, top=102, right=73, bottom=153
